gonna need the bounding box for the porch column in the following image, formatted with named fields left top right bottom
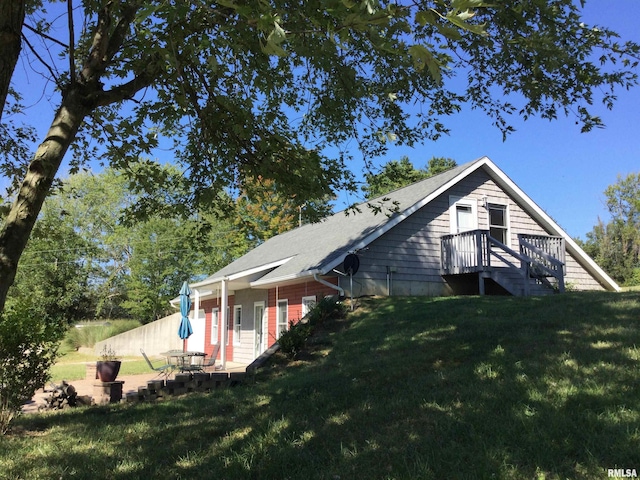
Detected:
left=220, top=278, right=228, bottom=369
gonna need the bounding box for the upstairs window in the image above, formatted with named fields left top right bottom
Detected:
left=488, top=204, right=508, bottom=245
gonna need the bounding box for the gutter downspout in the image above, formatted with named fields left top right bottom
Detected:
left=313, top=273, right=345, bottom=298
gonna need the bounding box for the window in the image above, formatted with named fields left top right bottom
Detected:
left=277, top=300, right=288, bottom=339
left=254, top=302, right=266, bottom=356
left=302, top=296, right=317, bottom=318
left=449, top=196, right=478, bottom=234
left=211, top=308, right=219, bottom=345
left=233, top=305, right=242, bottom=345
left=488, top=204, right=508, bottom=245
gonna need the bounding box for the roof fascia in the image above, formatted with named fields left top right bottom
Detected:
left=250, top=269, right=319, bottom=288
left=189, top=257, right=294, bottom=289
left=320, top=157, right=489, bottom=274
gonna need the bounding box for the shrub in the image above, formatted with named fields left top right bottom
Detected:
left=62, top=319, right=141, bottom=350
left=278, top=298, right=347, bottom=358
left=278, top=320, right=312, bottom=359
left=305, top=297, right=347, bottom=326
left=0, top=302, right=64, bottom=434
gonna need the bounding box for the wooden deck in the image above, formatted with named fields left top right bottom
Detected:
left=441, top=230, right=565, bottom=296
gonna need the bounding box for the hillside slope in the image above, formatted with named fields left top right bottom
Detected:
left=4, top=292, right=640, bottom=479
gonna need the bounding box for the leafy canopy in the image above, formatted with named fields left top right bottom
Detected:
left=362, top=156, right=457, bottom=199
left=4, top=0, right=639, bottom=212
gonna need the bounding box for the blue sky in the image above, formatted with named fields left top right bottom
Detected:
left=4, top=1, right=639, bottom=241
left=333, top=1, right=640, bottom=240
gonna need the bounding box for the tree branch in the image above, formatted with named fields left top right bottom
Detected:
left=67, top=0, right=75, bottom=85
left=22, top=23, right=68, bottom=49
left=90, top=59, right=161, bottom=107
left=20, top=33, right=63, bottom=88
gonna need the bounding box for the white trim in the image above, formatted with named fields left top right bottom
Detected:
left=276, top=299, right=288, bottom=339
left=220, top=278, right=228, bottom=368
left=302, top=295, right=317, bottom=318
left=253, top=301, right=267, bottom=358
left=487, top=202, right=510, bottom=248
left=210, top=307, right=219, bottom=345
left=449, top=195, right=478, bottom=234
left=319, top=158, right=489, bottom=274
left=251, top=269, right=318, bottom=288
left=481, top=158, right=620, bottom=292
left=233, top=305, right=242, bottom=346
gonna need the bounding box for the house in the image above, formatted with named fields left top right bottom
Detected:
left=181, top=156, right=619, bottom=368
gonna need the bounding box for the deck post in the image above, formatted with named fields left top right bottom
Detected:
left=476, top=231, right=484, bottom=271
left=478, top=273, right=485, bottom=295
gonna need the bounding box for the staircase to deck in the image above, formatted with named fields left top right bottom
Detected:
left=441, top=231, right=565, bottom=297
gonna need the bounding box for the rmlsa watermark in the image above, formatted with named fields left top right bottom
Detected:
left=608, top=468, right=638, bottom=478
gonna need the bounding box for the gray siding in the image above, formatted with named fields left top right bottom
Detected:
left=349, top=167, right=604, bottom=296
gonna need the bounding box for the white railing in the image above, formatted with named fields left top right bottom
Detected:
left=518, top=234, right=565, bottom=291
left=441, top=230, right=565, bottom=293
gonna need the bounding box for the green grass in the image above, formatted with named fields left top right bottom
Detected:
left=49, top=357, right=152, bottom=383
left=2, top=292, right=640, bottom=479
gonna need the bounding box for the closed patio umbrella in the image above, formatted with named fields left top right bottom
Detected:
left=178, top=281, right=193, bottom=350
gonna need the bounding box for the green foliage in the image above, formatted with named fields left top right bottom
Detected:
left=279, top=298, right=347, bottom=358
left=235, top=177, right=335, bottom=245
left=6, top=204, right=97, bottom=324
left=0, top=301, right=64, bottom=434
left=583, top=172, right=640, bottom=285
left=277, top=320, right=312, bottom=359
left=3, top=293, right=640, bottom=476
left=6, top=167, right=246, bottom=324
left=62, top=319, right=141, bottom=351
left=362, top=156, right=457, bottom=199
left=305, top=297, right=348, bottom=326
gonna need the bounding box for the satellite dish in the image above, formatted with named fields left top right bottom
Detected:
left=344, top=254, right=360, bottom=276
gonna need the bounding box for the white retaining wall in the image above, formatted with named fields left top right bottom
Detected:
left=94, top=312, right=183, bottom=357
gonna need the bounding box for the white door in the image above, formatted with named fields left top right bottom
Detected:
left=448, top=196, right=479, bottom=270
left=254, top=302, right=267, bottom=358
left=187, top=308, right=206, bottom=352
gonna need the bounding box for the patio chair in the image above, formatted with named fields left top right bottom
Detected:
left=202, top=345, right=220, bottom=372
left=140, top=349, right=174, bottom=379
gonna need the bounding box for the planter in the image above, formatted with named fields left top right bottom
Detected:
left=96, top=361, right=122, bottom=382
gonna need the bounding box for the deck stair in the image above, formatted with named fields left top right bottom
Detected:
left=441, top=230, right=565, bottom=297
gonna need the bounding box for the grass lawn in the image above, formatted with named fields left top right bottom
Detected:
left=2, top=292, right=639, bottom=479
left=49, top=353, right=156, bottom=383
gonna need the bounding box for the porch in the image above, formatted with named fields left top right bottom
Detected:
left=440, top=230, right=566, bottom=296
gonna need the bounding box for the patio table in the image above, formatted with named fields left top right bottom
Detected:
left=161, top=350, right=206, bottom=373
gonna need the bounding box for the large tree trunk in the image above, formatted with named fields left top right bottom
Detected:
left=0, top=0, right=26, bottom=120
left=0, top=88, right=90, bottom=311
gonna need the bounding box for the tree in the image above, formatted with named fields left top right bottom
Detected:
left=236, top=177, right=335, bottom=245
left=1, top=0, right=639, bottom=317
left=363, top=156, right=457, bottom=199
left=5, top=166, right=244, bottom=323
left=6, top=204, right=97, bottom=323
left=583, top=173, right=640, bottom=285
left=0, top=0, right=26, bottom=121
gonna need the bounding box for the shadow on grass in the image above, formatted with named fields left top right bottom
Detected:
left=4, top=292, right=640, bottom=479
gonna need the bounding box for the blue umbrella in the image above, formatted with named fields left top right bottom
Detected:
left=178, top=281, right=193, bottom=345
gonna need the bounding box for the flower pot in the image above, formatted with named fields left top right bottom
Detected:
left=96, top=360, right=121, bottom=382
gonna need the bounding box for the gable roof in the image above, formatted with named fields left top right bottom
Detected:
left=192, top=156, right=619, bottom=293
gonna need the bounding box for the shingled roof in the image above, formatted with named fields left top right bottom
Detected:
left=196, top=158, right=482, bottom=288
left=189, top=156, right=618, bottom=292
